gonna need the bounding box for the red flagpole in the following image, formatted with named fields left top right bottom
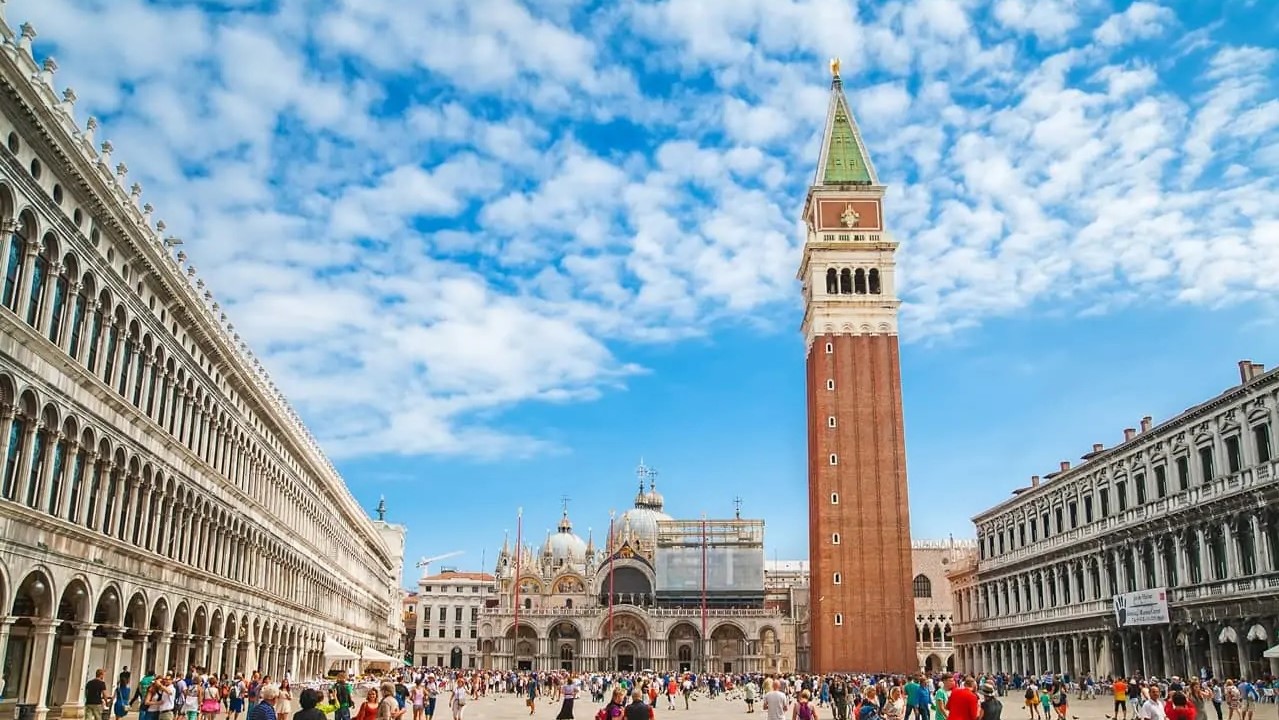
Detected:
left=513, top=507, right=523, bottom=660
left=700, top=515, right=707, bottom=668
left=607, top=511, right=616, bottom=639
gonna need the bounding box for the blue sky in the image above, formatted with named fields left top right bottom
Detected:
left=15, top=0, right=1279, bottom=586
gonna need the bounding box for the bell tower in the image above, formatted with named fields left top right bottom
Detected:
left=799, top=58, right=915, bottom=673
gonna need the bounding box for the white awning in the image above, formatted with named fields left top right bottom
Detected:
left=360, top=646, right=403, bottom=666
left=1264, top=644, right=1279, bottom=659
left=324, top=638, right=359, bottom=661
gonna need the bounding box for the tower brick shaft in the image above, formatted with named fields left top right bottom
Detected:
left=798, top=62, right=915, bottom=673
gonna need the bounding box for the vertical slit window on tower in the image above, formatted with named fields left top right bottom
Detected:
left=834, top=613, right=843, bottom=626
left=825, top=342, right=833, bottom=354
left=826, top=379, right=835, bottom=390
left=828, top=416, right=837, bottom=428
left=830, top=492, right=839, bottom=504
left=833, top=572, right=842, bottom=585
left=832, top=533, right=841, bottom=545
left=829, top=453, right=838, bottom=465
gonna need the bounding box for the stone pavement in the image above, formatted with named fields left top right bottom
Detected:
left=449, top=693, right=1197, bottom=720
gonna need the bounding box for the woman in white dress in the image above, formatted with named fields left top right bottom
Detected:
left=277, top=679, right=295, bottom=720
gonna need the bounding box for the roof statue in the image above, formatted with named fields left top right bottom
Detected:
left=830, top=57, right=841, bottom=77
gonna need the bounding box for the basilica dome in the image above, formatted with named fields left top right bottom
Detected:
left=617, top=465, right=672, bottom=550
left=544, top=510, right=588, bottom=563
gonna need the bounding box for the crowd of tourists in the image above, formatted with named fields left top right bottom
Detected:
left=78, top=664, right=1279, bottom=720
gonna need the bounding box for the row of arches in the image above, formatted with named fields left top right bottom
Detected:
left=0, top=183, right=390, bottom=585
left=959, top=510, right=1279, bottom=624
left=0, top=562, right=357, bottom=716
left=824, top=267, right=882, bottom=295
left=0, top=372, right=378, bottom=625
left=482, top=615, right=783, bottom=673
left=961, top=621, right=1279, bottom=681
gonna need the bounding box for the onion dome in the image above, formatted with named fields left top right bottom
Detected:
left=546, top=508, right=588, bottom=563
left=617, top=460, right=672, bottom=550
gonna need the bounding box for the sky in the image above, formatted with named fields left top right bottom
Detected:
left=12, top=0, right=1279, bottom=588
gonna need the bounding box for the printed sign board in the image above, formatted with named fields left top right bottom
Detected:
left=1113, top=587, right=1170, bottom=627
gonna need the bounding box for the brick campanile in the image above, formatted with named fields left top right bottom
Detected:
left=798, top=59, right=915, bottom=673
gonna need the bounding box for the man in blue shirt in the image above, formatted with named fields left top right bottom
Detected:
left=247, top=685, right=278, bottom=720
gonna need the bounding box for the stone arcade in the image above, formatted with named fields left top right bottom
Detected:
left=952, top=361, right=1279, bottom=680
left=0, top=12, right=404, bottom=719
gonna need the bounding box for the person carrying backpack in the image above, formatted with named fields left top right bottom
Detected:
left=795, top=690, right=820, bottom=720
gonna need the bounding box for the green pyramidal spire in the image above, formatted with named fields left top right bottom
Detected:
left=816, top=62, right=878, bottom=185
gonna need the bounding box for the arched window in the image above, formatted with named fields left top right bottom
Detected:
left=25, top=236, right=53, bottom=327
left=523, top=597, right=532, bottom=610
left=825, top=268, right=838, bottom=294
left=839, top=268, right=852, bottom=294
left=117, top=328, right=136, bottom=396
left=47, top=258, right=71, bottom=344
left=854, top=268, right=867, bottom=294
left=868, top=268, right=881, bottom=294
left=913, top=573, right=932, bottom=598
left=68, top=281, right=89, bottom=360
left=102, top=310, right=121, bottom=386
left=2, top=219, right=27, bottom=310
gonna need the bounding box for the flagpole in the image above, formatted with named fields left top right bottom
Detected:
left=513, top=506, right=523, bottom=664
left=607, top=511, right=616, bottom=641
left=701, top=514, right=708, bottom=673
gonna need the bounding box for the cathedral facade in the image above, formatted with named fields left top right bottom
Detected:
left=476, top=465, right=796, bottom=674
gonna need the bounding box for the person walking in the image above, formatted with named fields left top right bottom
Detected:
left=555, top=676, right=577, bottom=720
left=450, top=678, right=469, bottom=720
left=201, top=676, right=223, bottom=720
left=380, top=683, right=406, bottom=720
left=85, top=669, right=110, bottom=720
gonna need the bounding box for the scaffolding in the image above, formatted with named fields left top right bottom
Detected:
left=654, top=519, right=765, bottom=608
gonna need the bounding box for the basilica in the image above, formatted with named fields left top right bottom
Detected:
left=475, top=464, right=796, bottom=674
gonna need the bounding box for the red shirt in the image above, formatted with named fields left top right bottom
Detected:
left=947, top=688, right=980, bottom=720
left=1167, top=704, right=1195, bottom=720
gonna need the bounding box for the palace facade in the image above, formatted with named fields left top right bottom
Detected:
left=0, top=13, right=403, bottom=719
left=476, top=465, right=796, bottom=674
left=952, top=360, right=1279, bottom=681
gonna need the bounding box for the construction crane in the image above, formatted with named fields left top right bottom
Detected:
left=416, top=551, right=463, bottom=577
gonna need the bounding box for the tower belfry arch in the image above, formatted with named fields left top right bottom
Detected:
left=799, top=58, right=915, bottom=673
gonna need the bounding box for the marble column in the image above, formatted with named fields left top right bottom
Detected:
left=24, top=618, right=60, bottom=720
left=209, top=638, right=225, bottom=676
left=102, top=626, right=125, bottom=679
left=60, top=622, right=98, bottom=718
left=1120, top=632, right=1133, bottom=676
left=129, top=631, right=148, bottom=679
left=1208, top=628, right=1222, bottom=679
left=155, top=632, right=173, bottom=674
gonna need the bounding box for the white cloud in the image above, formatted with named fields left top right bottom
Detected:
left=1092, top=2, right=1175, bottom=47
left=11, top=0, right=1279, bottom=457
left=992, top=0, right=1081, bottom=42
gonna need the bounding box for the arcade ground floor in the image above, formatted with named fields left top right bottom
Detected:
left=0, top=546, right=387, bottom=720
left=956, top=611, right=1279, bottom=680
left=477, top=609, right=795, bottom=675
